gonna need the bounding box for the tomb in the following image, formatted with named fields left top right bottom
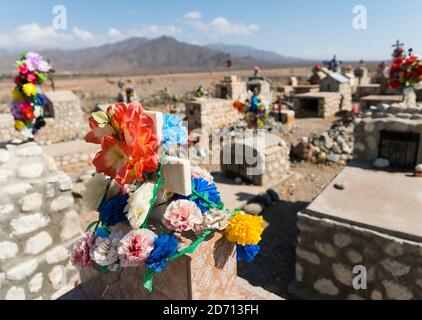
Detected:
left=0, top=142, right=82, bottom=300
left=0, top=90, right=85, bottom=144
left=308, top=67, right=330, bottom=85
left=215, top=76, right=248, bottom=101
left=294, top=92, right=342, bottom=118
left=319, top=73, right=353, bottom=111
left=353, top=103, right=422, bottom=168
left=247, top=77, right=273, bottom=103
left=185, top=98, right=243, bottom=132
left=220, top=133, right=290, bottom=186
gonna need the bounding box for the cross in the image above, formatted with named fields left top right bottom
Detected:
left=392, top=40, right=404, bottom=50
left=144, top=111, right=192, bottom=197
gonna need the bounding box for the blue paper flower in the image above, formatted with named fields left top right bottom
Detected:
left=180, top=178, right=222, bottom=214
left=162, top=114, right=188, bottom=150
left=95, top=227, right=110, bottom=238
left=98, top=194, right=129, bottom=226
left=146, top=234, right=179, bottom=273
left=236, top=245, right=261, bottom=263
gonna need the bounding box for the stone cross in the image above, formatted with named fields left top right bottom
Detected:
left=145, top=111, right=192, bottom=196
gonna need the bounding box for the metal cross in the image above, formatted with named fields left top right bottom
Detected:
left=392, top=40, right=404, bottom=50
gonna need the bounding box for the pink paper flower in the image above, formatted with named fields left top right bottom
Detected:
left=191, top=166, right=214, bottom=182
left=71, top=232, right=96, bottom=270
left=118, top=229, right=157, bottom=267
left=163, top=200, right=203, bottom=233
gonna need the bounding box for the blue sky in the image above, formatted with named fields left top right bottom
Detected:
left=0, top=0, right=421, bottom=60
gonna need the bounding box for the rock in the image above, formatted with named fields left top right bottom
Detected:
left=29, top=273, right=44, bottom=293
left=296, top=263, right=304, bottom=282
left=77, top=174, right=94, bottom=183
left=0, top=241, right=19, bottom=260
left=5, top=287, right=26, bottom=300
left=242, top=203, right=264, bottom=215
left=315, top=242, right=337, bottom=258
left=313, top=279, right=339, bottom=296
left=346, top=249, right=363, bottom=264
left=384, top=242, right=404, bottom=257
left=0, top=170, right=12, bottom=184
left=71, top=183, right=85, bottom=198
left=334, top=182, right=346, bottom=190
left=50, top=196, right=74, bottom=212
left=318, top=152, right=327, bottom=162
left=5, top=183, right=32, bottom=196
left=347, top=294, right=364, bottom=300
left=332, top=144, right=342, bottom=154
left=333, top=233, right=352, bottom=248
left=383, top=280, right=413, bottom=300
left=234, top=177, right=243, bottom=185
left=373, top=158, right=390, bottom=169
left=381, top=259, right=410, bottom=277
left=0, top=150, right=10, bottom=164
left=10, top=213, right=51, bottom=236
left=24, top=232, right=53, bottom=255
left=48, top=266, right=66, bottom=290
left=332, top=263, right=353, bottom=286
left=20, top=193, right=43, bottom=212
left=371, top=290, right=383, bottom=300
left=17, top=163, right=44, bottom=179
left=296, top=248, right=320, bottom=265
left=0, top=204, right=14, bottom=217
left=45, top=246, right=69, bottom=264
left=0, top=273, right=5, bottom=288
left=58, top=174, right=73, bottom=191
left=60, top=210, right=82, bottom=241
left=327, top=153, right=340, bottom=163
left=6, top=259, right=38, bottom=281
left=266, top=188, right=281, bottom=203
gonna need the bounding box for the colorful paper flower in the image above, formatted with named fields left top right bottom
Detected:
left=98, top=194, right=129, bottom=226
left=12, top=88, right=24, bottom=102
left=125, top=182, right=155, bottom=229
left=236, top=245, right=260, bottom=263
left=146, top=234, right=179, bottom=273
left=82, top=174, right=109, bottom=211
left=225, top=211, right=264, bottom=246
left=118, top=229, right=157, bottom=267
left=182, top=178, right=222, bottom=214
left=25, top=52, right=51, bottom=72
left=191, top=166, right=214, bottom=183
left=90, top=231, right=123, bottom=267
left=22, top=83, right=37, bottom=97
left=71, top=232, right=97, bottom=270
left=202, top=209, right=230, bottom=231
left=163, top=199, right=203, bottom=232
left=162, top=114, right=188, bottom=150
left=14, top=120, right=25, bottom=131
left=85, top=116, right=115, bottom=144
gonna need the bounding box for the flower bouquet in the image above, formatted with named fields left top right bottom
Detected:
left=9, top=52, right=52, bottom=138
left=384, top=53, right=422, bottom=105
left=194, top=84, right=205, bottom=98
left=233, top=95, right=269, bottom=129
left=72, top=102, right=264, bottom=292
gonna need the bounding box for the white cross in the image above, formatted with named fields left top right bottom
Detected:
left=145, top=111, right=192, bottom=196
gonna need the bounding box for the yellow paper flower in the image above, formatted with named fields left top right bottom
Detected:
left=225, top=211, right=264, bottom=246
left=12, top=88, right=24, bottom=101
left=22, top=83, right=37, bottom=97
left=14, top=120, right=25, bottom=130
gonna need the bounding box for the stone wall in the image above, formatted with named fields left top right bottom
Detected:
left=291, top=212, right=422, bottom=300
left=215, top=76, right=248, bottom=101
left=185, top=98, right=243, bottom=132
left=0, top=91, right=87, bottom=144
left=354, top=103, right=422, bottom=165
left=294, top=92, right=342, bottom=118
left=0, top=142, right=82, bottom=300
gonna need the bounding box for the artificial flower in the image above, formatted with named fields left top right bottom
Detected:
left=22, top=83, right=37, bottom=97
left=95, top=227, right=110, bottom=238
left=225, top=211, right=264, bottom=246
left=20, top=104, right=35, bottom=121
left=125, top=182, right=155, bottom=229
left=163, top=199, right=203, bottom=232
left=26, top=71, right=38, bottom=84
left=82, top=174, right=109, bottom=211
left=98, top=194, right=129, bottom=226
left=85, top=116, right=115, bottom=144
left=191, top=166, right=214, bottom=182
left=182, top=178, right=222, bottom=214
left=18, top=64, right=28, bottom=74
left=90, top=231, right=123, bottom=267
left=14, top=120, right=25, bottom=131
left=71, top=232, right=97, bottom=270
left=146, top=234, right=179, bottom=272
left=118, top=229, right=157, bottom=267
left=162, top=114, right=188, bottom=150
left=12, top=88, right=24, bottom=102
left=202, top=209, right=230, bottom=231
left=25, top=52, right=51, bottom=72
left=236, top=245, right=260, bottom=263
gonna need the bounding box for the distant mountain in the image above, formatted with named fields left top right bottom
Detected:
left=206, top=43, right=308, bottom=64
left=0, top=37, right=311, bottom=75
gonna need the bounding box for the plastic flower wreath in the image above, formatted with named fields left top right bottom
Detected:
left=72, top=101, right=264, bottom=293
left=9, top=52, right=52, bottom=139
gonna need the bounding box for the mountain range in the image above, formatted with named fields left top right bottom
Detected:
left=0, top=36, right=312, bottom=76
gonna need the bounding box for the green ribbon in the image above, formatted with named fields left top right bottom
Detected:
left=85, top=220, right=99, bottom=233
left=143, top=268, right=155, bottom=293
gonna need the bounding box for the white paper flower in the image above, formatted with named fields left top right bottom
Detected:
left=191, top=166, right=214, bottom=182
left=163, top=200, right=203, bottom=232
left=118, top=229, right=157, bottom=267
left=82, top=174, right=109, bottom=211
left=125, top=182, right=155, bottom=229
left=90, top=231, right=123, bottom=267
left=202, top=209, right=230, bottom=231
left=414, top=82, right=422, bottom=90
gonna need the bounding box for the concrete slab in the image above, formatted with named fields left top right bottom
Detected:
left=304, top=165, right=422, bottom=241
left=360, top=95, right=403, bottom=102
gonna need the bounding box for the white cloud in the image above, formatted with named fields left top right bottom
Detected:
left=183, top=11, right=260, bottom=38
left=72, top=27, right=94, bottom=41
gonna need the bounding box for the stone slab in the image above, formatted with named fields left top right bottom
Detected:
left=304, top=164, right=422, bottom=241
